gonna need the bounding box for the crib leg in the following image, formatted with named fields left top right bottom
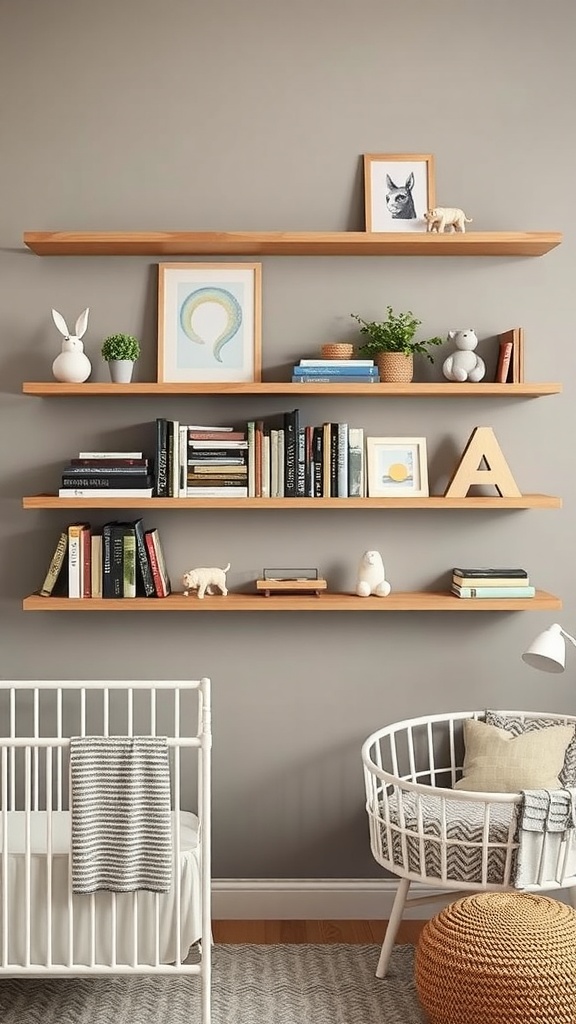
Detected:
left=376, top=876, right=411, bottom=979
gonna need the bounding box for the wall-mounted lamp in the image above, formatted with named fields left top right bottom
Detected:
left=522, top=623, right=576, bottom=674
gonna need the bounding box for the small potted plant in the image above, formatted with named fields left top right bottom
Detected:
left=101, top=333, right=141, bottom=383
left=351, top=307, right=443, bottom=383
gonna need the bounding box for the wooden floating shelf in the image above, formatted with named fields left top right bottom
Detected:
left=22, top=381, right=562, bottom=397
left=23, top=231, right=562, bottom=258
left=22, top=591, right=561, bottom=613
left=22, top=495, right=562, bottom=511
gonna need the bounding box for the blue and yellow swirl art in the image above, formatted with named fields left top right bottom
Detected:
left=179, top=286, right=243, bottom=363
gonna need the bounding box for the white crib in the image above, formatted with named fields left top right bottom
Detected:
left=0, top=678, right=211, bottom=1022
left=362, top=710, right=576, bottom=977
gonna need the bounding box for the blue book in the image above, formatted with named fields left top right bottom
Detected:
left=451, top=585, right=536, bottom=599
left=292, top=375, right=380, bottom=383
left=292, top=365, right=379, bottom=377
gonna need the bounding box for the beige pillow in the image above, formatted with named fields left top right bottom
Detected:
left=454, top=719, right=575, bottom=793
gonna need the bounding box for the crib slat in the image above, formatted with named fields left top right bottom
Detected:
left=174, top=688, right=182, bottom=966
left=24, top=746, right=31, bottom=968
left=33, top=689, right=39, bottom=813
left=9, top=689, right=15, bottom=811
left=46, top=748, right=53, bottom=967
left=1, top=747, right=8, bottom=967
left=56, top=688, right=63, bottom=812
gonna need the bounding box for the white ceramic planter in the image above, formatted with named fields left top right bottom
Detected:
left=108, top=359, right=135, bottom=383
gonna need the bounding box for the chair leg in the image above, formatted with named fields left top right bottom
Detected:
left=376, top=876, right=411, bottom=979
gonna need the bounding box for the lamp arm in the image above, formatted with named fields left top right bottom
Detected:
left=559, top=628, right=576, bottom=648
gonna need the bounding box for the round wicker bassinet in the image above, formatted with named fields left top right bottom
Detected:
left=415, top=892, right=576, bottom=1024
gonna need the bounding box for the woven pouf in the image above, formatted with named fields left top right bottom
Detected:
left=415, top=892, right=576, bottom=1024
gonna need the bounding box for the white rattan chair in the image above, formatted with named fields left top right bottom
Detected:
left=362, top=710, right=576, bottom=977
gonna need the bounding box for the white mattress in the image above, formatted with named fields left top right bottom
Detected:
left=0, top=810, right=202, bottom=967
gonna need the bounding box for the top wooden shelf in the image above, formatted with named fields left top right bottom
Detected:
left=22, top=231, right=563, bottom=258
left=22, top=381, right=561, bottom=397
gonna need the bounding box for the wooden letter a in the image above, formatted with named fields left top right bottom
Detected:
left=444, top=426, right=521, bottom=498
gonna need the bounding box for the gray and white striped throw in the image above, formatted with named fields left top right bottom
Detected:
left=70, top=735, right=173, bottom=894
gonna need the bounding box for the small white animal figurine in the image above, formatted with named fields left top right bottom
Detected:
left=51, top=307, right=92, bottom=383
left=182, top=562, right=230, bottom=599
left=442, top=329, right=486, bottom=383
left=356, top=550, right=391, bottom=598
left=424, top=207, right=473, bottom=233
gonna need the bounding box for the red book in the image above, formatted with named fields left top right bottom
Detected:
left=495, top=340, right=513, bottom=383
left=187, top=431, right=246, bottom=441
left=144, top=529, right=171, bottom=598
left=81, top=525, right=92, bottom=598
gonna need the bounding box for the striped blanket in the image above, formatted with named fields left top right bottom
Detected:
left=70, top=736, right=173, bottom=894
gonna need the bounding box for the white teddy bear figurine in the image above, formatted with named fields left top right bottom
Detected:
left=356, top=550, right=391, bottom=598
left=442, top=329, right=486, bottom=383
left=182, top=563, right=230, bottom=599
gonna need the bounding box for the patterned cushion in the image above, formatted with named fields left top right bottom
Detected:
left=485, top=711, right=576, bottom=788
left=454, top=719, right=574, bottom=793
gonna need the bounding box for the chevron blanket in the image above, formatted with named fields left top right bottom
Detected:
left=381, top=791, right=517, bottom=884
left=514, top=789, right=576, bottom=887
left=70, top=736, right=173, bottom=894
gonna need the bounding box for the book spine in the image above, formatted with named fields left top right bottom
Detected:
left=452, top=585, right=536, bottom=598
left=40, top=531, right=68, bottom=597
left=337, top=423, right=349, bottom=497
left=178, top=424, right=187, bottom=497
left=322, top=423, right=331, bottom=497
left=299, top=359, right=375, bottom=367
left=133, top=518, right=156, bottom=597
left=61, top=475, right=154, bottom=488
left=296, top=428, right=306, bottom=497
left=59, top=488, right=154, bottom=498
left=155, top=417, right=168, bottom=497
left=187, top=475, right=247, bottom=486
left=110, top=525, right=125, bottom=598
left=185, top=487, right=248, bottom=497
left=68, top=459, right=149, bottom=469
left=262, top=434, right=271, bottom=498
left=292, top=375, right=379, bottom=383
left=67, top=524, right=86, bottom=599
left=305, top=425, right=314, bottom=497
left=101, top=523, right=115, bottom=598
left=144, top=530, right=171, bottom=597
left=277, top=430, right=285, bottom=496
left=453, top=576, right=530, bottom=588
left=78, top=451, right=143, bottom=459
left=292, top=365, right=379, bottom=376
left=63, top=466, right=151, bottom=476
left=329, top=424, right=339, bottom=497
left=81, top=525, right=92, bottom=599
left=312, top=426, right=324, bottom=498
left=453, top=568, right=528, bottom=577
left=495, top=340, right=513, bottom=383
left=283, top=409, right=298, bottom=497
left=123, top=528, right=136, bottom=598
left=188, top=431, right=246, bottom=440
left=348, top=427, right=364, bottom=497
left=246, top=420, right=256, bottom=497
left=91, top=534, right=102, bottom=598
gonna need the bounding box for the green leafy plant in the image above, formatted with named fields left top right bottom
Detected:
left=101, top=334, right=141, bottom=362
left=351, top=307, right=443, bottom=362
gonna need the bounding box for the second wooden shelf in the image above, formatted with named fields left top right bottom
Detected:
left=22, top=495, right=562, bottom=510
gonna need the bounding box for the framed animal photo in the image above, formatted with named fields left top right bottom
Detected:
left=366, top=436, right=429, bottom=497
left=363, top=154, right=435, bottom=233
left=157, top=262, right=262, bottom=383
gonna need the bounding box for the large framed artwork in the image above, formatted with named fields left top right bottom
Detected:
left=157, top=262, right=262, bottom=383
left=363, top=153, right=435, bottom=233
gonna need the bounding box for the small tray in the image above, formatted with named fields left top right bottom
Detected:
left=256, top=578, right=328, bottom=597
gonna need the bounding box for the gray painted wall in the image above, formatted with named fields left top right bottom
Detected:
left=1, top=0, right=574, bottom=878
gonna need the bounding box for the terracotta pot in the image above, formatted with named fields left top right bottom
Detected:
left=376, top=352, right=413, bottom=383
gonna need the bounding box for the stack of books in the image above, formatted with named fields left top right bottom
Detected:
left=451, top=567, right=535, bottom=599
left=291, top=359, right=380, bottom=384
left=59, top=451, right=154, bottom=498
left=187, top=426, right=248, bottom=498
left=39, top=519, right=170, bottom=599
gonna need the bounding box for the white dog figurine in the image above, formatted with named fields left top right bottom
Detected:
left=356, top=550, right=391, bottom=598
left=424, top=207, right=473, bottom=233
left=182, top=562, right=230, bottom=599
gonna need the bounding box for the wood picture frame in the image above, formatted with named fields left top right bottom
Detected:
left=366, top=436, right=429, bottom=497
left=157, top=262, right=262, bottom=383
left=363, top=153, right=436, bottom=233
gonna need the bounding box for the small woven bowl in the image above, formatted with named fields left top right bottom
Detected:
left=320, top=343, right=354, bottom=360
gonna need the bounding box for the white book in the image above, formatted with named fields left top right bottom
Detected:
left=78, top=451, right=143, bottom=459
left=59, top=488, right=154, bottom=498
left=187, top=425, right=235, bottom=431
left=185, top=487, right=248, bottom=498
left=67, top=525, right=84, bottom=598
left=188, top=440, right=248, bottom=449
left=247, top=421, right=256, bottom=498
left=178, top=425, right=187, bottom=497
left=270, top=430, right=279, bottom=498
left=299, top=359, right=375, bottom=367
left=262, top=434, right=271, bottom=498
left=337, top=423, right=349, bottom=497
left=277, top=430, right=285, bottom=497
left=91, top=534, right=102, bottom=598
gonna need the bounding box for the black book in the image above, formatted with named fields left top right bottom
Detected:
left=155, top=418, right=168, bottom=497
left=133, top=518, right=156, bottom=597
left=283, top=409, right=299, bottom=497
left=63, top=465, right=151, bottom=476
left=101, top=522, right=117, bottom=598
left=329, top=424, right=339, bottom=498
left=296, top=428, right=306, bottom=497
left=61, top=475, right=154, bottom=488
left=453, top=567, right=528, bottom=578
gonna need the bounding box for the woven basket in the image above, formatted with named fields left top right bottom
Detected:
left=376, top=352, right=413, bottom=382
left=415, top=892, right=576, bottom=1024
left=320, top=343, right=354, bottom=360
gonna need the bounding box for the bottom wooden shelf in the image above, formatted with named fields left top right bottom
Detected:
left=22, top=590, right=561, bottom=612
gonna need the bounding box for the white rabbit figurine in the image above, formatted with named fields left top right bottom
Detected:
left=51, top=307, right=92, bottom=383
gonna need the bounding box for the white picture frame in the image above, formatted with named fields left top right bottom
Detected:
left=363, top=153, right=436, bottom=233
left=366, top=436, right=429, bottom=497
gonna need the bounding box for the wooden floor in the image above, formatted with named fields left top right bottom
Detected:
left=213, top=920, right=425, bottom=944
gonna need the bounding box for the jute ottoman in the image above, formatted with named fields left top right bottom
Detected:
left=414, top=891, right=576, bottom=1024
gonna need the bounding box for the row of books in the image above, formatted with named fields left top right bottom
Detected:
left=451, top=567, right=534, bottom=599
left=155, top=414, right=366, bottom=498
left=59, top=451, right=154, bottom=498
left=39, top=519, right=171, bottom=599
left=291, top=358, right=380, bottom=384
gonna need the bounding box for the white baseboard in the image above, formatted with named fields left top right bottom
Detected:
left=211, top=879, right=456, bottom=919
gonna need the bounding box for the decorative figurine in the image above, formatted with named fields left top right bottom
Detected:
left=182, top=563, right=230, bottom=599
left=356, top=550, right=391, bottom=598
left=442, top=329, right=486, bottom=383
left=51, top=307, right=92, bottom=383
left=424, top=207, right=473, bottom=233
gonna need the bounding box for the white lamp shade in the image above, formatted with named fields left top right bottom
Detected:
left=522, top=623, right=566, bottom=673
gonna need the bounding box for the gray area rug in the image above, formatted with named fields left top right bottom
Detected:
left=0, top=944, right=424, bottom=1023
